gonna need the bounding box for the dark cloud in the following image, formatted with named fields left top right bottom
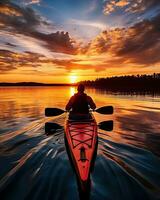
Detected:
left=0, top=1, right=45, bottom=28
left=0, top=50, right=17, bottom=72
left=85, top=13, right=160, bottom=65
left=0, top=1, right=76, bottom=54
left=0, top=50, right=45, bottom=73
left=0, top=48, right=107, bottom=73
left=115, top=14, right=160, bottom=64
left=32, top=31, right=76, bottom=54
left=0, top=50, right=90, bottom=73
left=5, top=42, right=17, bottom=47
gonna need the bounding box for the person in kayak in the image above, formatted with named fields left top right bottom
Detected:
left=65, top=84, right=96, bottom=119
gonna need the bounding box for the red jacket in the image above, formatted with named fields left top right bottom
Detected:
left=65, top=92, right=96, bottom=114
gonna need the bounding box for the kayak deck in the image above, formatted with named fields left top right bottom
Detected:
left=65, top=115, right=97, bottom=182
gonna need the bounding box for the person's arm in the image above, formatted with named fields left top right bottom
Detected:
left=65, top=96, right=74, bottom=111
left=87, top=96, right=96, bottom=110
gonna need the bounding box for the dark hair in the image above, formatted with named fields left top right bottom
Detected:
left=77, top=84, right=85, bottom=92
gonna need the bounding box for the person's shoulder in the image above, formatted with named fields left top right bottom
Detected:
left=71, top=93, right=78, bottom=98
left=86, top=95, right=92, bottom=100
left=70, top=94, right=76, bottom=99
left=74, top=92, right=78, bottom=96
left=85, top=93, right=90, bottom=97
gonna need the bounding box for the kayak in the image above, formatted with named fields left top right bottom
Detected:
left=65, top=113, right=98, bottom=190
left=45, top=106, right=113, bottom=198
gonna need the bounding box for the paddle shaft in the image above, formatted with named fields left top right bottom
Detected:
left=45, top=106, right=113, bottom=117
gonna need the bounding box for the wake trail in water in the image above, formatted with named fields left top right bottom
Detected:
left=0, top=114, right=160, bottom=200
left=91, top=132, right=160, bottom=200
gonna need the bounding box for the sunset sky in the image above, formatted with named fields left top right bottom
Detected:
left=0, top=0, right=160, bottom=83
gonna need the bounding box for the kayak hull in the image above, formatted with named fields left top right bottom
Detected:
left=65, top=114, right=98, bottom=187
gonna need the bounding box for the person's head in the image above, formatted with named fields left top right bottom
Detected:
left=77, top=84, right=85, bottom=93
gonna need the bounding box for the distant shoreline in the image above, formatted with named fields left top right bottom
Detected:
left=0, top=74, right=160, bottom=94
left=79, top=73, right=160, bottom=93
left=0, top=82, right=76, bottom=86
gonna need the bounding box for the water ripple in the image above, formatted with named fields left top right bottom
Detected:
left=0, top=87, right=160, bottom=200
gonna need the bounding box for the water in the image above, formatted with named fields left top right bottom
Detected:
left=0, top=86, right=160, bottom=200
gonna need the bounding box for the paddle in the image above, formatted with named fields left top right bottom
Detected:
left=45, top=106, right=113, bottom=117
left=98, top=120, right=113, bottom=131
left=45, top=122, right=62, bottom=135
left=45, top=120, right=113, bottom=135
left=95, top=106, right=113, bottom=115
left=45, top=108, right=65, bottom=117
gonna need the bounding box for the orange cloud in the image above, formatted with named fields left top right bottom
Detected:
left=103, top=0, right=129, bottom=15
left=0, top=4, right=22, bottom=16
left=0, top=1, right=160, bottom=83
left=0, top=50, right=45, bottom=73
left=1, top=12, right=160, bottom=78
left=82, top=13, right=160, bottom=66
left=24, top=0, right=41, bottom=5
left=116, top=0, right=129, bottom=7
left=125, top=0, right=159, bottom=13
left=103, top=0, right=159, bottom=15
left=103, top=3, right=115, bottom=15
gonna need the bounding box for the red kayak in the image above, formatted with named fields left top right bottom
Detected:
left=65, top=113, right=98, bottom=190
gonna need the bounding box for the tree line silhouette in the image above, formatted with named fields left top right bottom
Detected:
left=79, top=73, right=160, bottom=93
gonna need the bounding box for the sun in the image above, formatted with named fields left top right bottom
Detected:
left=69, top=75, right=78, bottom=84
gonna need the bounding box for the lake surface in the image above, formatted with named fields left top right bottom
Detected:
left=0, top=86, right=160, bottom=200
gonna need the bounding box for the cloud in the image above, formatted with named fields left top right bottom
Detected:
left=0, top=30, right=55, bottom=57
left=0, top=50, right=45, bottom=73
left=125, top=0, right=160, bottom=14
left=82, top=13, right=160, bottom=66
left=2, top=12, right=157, bottom=73
left=24, top=0, right=41, bottom=5
left=0, top=1, right=48, bottom=32
left=32, top=31, right=76, bottom=54
left=50, top=58, right=104, bottom=72
left=0, top=1, right=76, bottom=55
left=0, top=50, right=17, bottom=72
left=103, top=0, right=130, bottom=15
left=0, top=49, right=109, bottom=74
left=116, top=0, right=130, bottom=7
left=0, top=0, right=160, bottom=77
left=0, top=49, right=78, bottom=73
left=69, top=19, right=107, bottom=30
left=103, top=0, right=160, bottom=15
left=0, top=2, right=22, bottom=16
left=5, top=42, right=17, bottom=47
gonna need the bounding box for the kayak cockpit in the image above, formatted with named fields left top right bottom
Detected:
left=68, top=112, right=93, bottom=121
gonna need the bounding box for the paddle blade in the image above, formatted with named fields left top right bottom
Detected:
left=96, top=106, right=113, bottom=115
left=45, top=108, right=65, bottom=117
left=45, top=122, right=62, bottom=135
left=98, top=120, right=113, bottom=131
